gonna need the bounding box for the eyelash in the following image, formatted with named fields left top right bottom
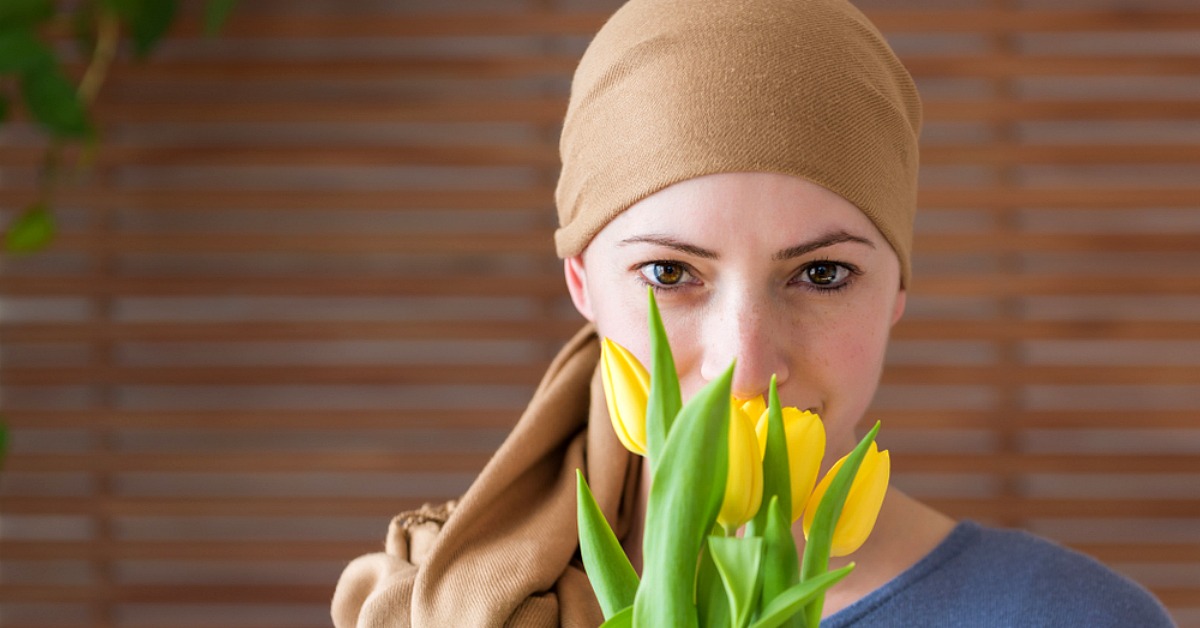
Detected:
left=633, top=260, right=860, bottom=294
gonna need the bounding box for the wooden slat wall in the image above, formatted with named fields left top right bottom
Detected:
left=2, top=0, right=1198, bottom=625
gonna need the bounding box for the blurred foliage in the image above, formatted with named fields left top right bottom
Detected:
left=0, top=0, right=238, bottom=254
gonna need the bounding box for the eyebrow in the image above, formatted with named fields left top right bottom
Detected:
left=618, top=230, right=875, bottom=261
left=772, top=230, right=875, bottom=261
left=618, top=235, right=719, bottom=259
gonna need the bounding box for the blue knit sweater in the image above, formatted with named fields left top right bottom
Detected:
left=823, top=521, right=1176, bottom=627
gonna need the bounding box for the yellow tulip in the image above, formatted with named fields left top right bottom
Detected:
left=753, top=407, right=826, bottom=523
left=802, top=441, right=890, bottom=557
left=599, top=338, right=650, bottom=456
left=717, top=402, right=764, bottom=529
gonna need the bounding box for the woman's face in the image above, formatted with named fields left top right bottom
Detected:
left=564, top=172, right=906, bottom=457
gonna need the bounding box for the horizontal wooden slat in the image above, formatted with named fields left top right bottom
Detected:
left=4, top=273, right=1199, bottom=297
left=0, top=364, right=550, bottom=386
left=0, top=143, right=561, bottom=168
left=45, top=231, right=557, bottom=254
left=4, top=186, right=1199, bottom=212
left=0, top=320, right=584, bottom=343
left=0, top=540, right=377, bottom=561
left=0, top=496, right=427, bottom=517
left=5, top=186, right=1197, bottom=213
left=30, top=98, right=1192, bottom=125
left=0, top=188, right=555, bottom=211
left=922, top=143, right=1200, bottom=166
left=139, top=11, right=1200, bottom=38
left=0, top=408, right=527, bottom=430
left=0, top=583, right=333, bottom=604
left=7, top=452, right=1197, bottom=474
left=4, top=319, right=1196, bottom=345
left=6, top=143, right=1199, bottom=168
left=87, top=98, right=1200, bottom=124
left=2, top=408, right=1196, bottom=431
left=5, top=494, right=1200, bottom=518
left=6, top=539, right=1196, bottom=565
left=20, top=231, right=1195, bottom=255
left=2, top=363, right=1197, bottom=386
left=4, top=451, right=491, bottom=473
left=73, top=54, right=1200, bottom=85
left=929, top=497, right=1200, bottom=519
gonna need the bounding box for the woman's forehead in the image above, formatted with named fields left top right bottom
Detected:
left=599, top=172, right=882, bottom=250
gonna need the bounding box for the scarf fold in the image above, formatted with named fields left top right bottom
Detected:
left=332, top=325, right=640, bottom=627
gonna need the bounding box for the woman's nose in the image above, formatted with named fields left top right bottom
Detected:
left=699, top=299, right=790, bottom=400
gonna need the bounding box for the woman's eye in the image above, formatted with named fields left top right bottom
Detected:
left=638, top=262, right=691, bottom=287
left=799, top=262, right=853, bottom=288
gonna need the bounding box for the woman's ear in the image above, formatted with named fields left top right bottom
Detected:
left=891, top=288, right=907, bottom=326
left=563, top=255, right=595, bottom=321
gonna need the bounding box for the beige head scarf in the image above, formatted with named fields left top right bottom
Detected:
left=555, top=0, right=922, bottom=285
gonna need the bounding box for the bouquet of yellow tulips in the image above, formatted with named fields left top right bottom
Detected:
left=576, top=290, right=890, bottom=627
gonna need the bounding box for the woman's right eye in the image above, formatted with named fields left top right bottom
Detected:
left=637, top=261, right=693, bottom=288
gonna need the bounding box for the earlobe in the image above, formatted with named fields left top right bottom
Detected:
left=891, top=289, right=907, bottom=326
left=563, top=256, right=595, bottom=321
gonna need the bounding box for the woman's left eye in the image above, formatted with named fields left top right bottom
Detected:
left=795, top=261, right=855, bottom=289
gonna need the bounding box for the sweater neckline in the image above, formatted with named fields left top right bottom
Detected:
left=822, top=520, right=981, bottom=627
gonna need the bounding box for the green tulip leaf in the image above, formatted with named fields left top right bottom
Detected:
left=5, top=202, right=55, bottom=254
left=696, top=540, right=732, bottom=628
left=600, top=605, right=632, bottom=628
left=19, top=62, right=92, bottom=138
left=748, top=375, right=792, bottom=537
left=0, top=28, right=55, bottom=74
left=0, top=0, right=54, bottom=30
left=575, top=469, right=639, bottom=619
left=108, top=0, right=178, bottom=57
left=644, top=287, right=681, bottom=471
left=758, top=496, right=801, bottom=626
left=800, top=421, right=880, bottom=626
left=0, top=415, right=9, bottom=469
left=749, top=563, right=854, bottom=628
left=204, top=0, right=238, bottom=36
left=633, top=361, right=734, bottom=628
left=708, top=534, right=765, bottom=628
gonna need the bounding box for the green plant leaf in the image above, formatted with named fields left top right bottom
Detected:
left=72, top=1, right=99, bottom=59
left=749, top=564, right=854, bottom=628
left=696, top=540, right=732, bottom=628
left=644, top=287, right=681, bottom=471
left=0, top=0, right=54, bottom=30
left=748, top=375, right=791, bottom=537
left=576, top=469, right=639, bottom=619
left=110, top=0, right=177, bottom=57
left=632, top=361, right=734, bottom=628
left=0, top=415, right=9, bottom=470
left=758, top=496, right=801, bottom=627
left=5, top=202, right=55, bottom=253
left=600, top=605, right=632, bottom=628
left=799, top=421, right=880, bottom=627
left=19, top=62, right=92, bottom=138
left=708, top=534, right=765, bottom=628
left=0, top=28, right=55, bottom=74
left=204, top=0, right=238, bottom=36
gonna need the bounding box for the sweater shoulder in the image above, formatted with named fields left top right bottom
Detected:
left=827, top=521, right=1176, bottom=627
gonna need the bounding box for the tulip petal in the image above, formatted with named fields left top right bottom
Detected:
left=717, top=403, right=764, bottom=530
left=600, top=338, right=649, bottom=456
left=755, top=407, right=826, bottom=523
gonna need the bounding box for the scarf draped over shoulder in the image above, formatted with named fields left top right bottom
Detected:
left=332, top=325, right=641, bottom=627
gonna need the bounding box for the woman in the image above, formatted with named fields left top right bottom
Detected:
left=332, top=0, right=1174, bottom=625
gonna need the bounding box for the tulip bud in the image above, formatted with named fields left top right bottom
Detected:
left=802, top=441, right=890, bottom=557
left=716, top=402, right=764, bottom=530
left=754, top=407, right=826, bottom=523
left=600, top=338, right=650, bottom=456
